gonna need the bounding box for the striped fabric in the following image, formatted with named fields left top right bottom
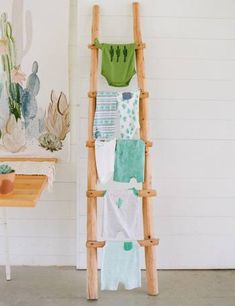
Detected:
left=93, top=92, right=118, bottom=140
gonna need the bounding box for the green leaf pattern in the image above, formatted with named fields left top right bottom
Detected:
left=115, top=197, right=123, bottom=208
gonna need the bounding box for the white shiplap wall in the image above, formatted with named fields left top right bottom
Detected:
left=0, top=0, right=78, bottom=266
left=77, top=0, right=235, bottom=269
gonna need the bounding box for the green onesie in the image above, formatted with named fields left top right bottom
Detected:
left=95, top=39, right=136, bottom=87
left=113, top=139, right=145, bottom=183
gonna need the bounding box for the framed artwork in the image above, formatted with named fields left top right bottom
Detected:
left=0, top=0, right=70, bottom=161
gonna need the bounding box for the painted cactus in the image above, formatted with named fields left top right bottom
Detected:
left=0, top=71, right=10, bottom=131
left=0, top=25, right=8, bottom=130
left=1, top=114, right=26, bottom=153
left=11, top=0, right=32, bottom=65
left=38, top=133, right=62, bottom=152
left=44, top=90, right=70, bottom=141
left=0, top=13, right=22, bottom=120
left=22, top=61, right=40, bottom=127
left=0, top=13, right=16, bottom=68
left=0, top=38, right=7, bottom=55
left=26, top=107, right=45, bottom=140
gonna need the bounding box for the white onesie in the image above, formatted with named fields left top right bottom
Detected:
left=102, top=188, right=142, bottom=240
left=117, top=90, right=140, bottom=139
left=95, top=139, right=116, bottom=184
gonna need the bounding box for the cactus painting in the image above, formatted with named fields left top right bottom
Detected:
left=11, top=0, right=32, bottom=65
left=38, top=90, right=70, bottom=152
left=0, top=0, right=70, bottom=160
left=0, top=114, right=26, bottom=153
left=21, top=61, right=40, bottom=127
left=0, top=13, right=22, bottom=121
left=0, top=70, right=9, bottom=131
left=45, top=91, right=70, bottom=141
left=38, top=133, right=63, bottom=152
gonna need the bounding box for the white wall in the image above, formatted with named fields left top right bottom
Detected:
left=77, top=0, right=235, bottom=269
left=0, top=0, right=78, bottom=266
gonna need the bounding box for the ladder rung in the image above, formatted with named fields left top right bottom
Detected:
left=86, top=140, right=153, bottom=147
left=88, top=90, right=149, bottom=99
left=140, top=91, right=149, bottom=99
left=86, top=238, right=159, bottom=248
left=88, top=91, right=96, bottom=98
left=88, top=42, right=146, bottom=50
left=88, top=44, right=97, bottom=49
left=87, top=189, right=157, bottom=198
left=136, top=43, right=146, bottom=49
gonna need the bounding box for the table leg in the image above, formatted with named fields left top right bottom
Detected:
left=3, top=208, right=11, bottom=281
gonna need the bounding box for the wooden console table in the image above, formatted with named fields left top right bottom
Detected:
left=0, top=175, right=48, bottom=208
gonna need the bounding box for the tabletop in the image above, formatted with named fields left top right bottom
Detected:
left=0, top=175, right=48, bottom=207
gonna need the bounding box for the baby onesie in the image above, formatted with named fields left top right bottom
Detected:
left=95, top=39, right=136, bottom=87
left=102, top=188, right=141, bottom=240
left=113, top=139, right=145, bottom=183
left=95, top=139, right=116, bottom=184
left=117, top=90, right=140, bottom=139
left=93, top=91, right=118, bottom=140
left=101, top=241, right=141, bottom=290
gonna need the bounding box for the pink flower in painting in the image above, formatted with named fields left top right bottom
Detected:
left=11, top=67, right=26, bottom=85
left=0, top=39, right=7, bottom=55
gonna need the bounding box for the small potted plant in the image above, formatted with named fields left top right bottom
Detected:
left=0, top=164, right=15, bottom=195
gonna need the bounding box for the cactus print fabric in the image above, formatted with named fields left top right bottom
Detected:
left=93, top=91, right=118, bottom=140
left=117, top=90, right=140, bottom=139
left=93, top=90, right=140, bottom=140
left=94, top=39, right=136, bottom=87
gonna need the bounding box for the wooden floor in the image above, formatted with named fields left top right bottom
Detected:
left=0, top=175, right=47, bottom=207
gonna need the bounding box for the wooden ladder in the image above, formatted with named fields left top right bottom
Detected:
left=86, top=2, right=159, bottom=300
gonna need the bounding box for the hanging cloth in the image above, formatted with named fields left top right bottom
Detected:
left=102, top=188, right=142, bottom=240
left=101, top=240, right=141, bottom=291
left=95, top=39, right=136, bottom=87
